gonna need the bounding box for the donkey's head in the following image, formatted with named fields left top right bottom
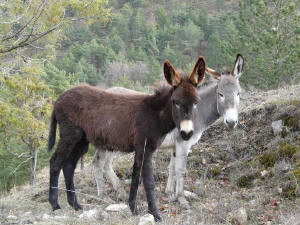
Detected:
left=206, top=54, right=244, bottom=129
left=164, top=57, right=206, bottom=140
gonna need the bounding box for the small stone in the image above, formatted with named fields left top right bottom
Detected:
left=261, top=170, right=269, bottom=177
left=184, top=190, right=198, bottom=199
left=24, top=211, right=32, bottom=216
left=138, top=214, right=155, bottom=225
left=79, top=208, right=99, bottom=219
left=210, top=199, right=218, bottom=209
left=124, top=179, right=131, bottom=185
left=7, top=215, right=18, bottom=220
left=271, top=120, right=282, bottom=136
left=105, top=203, right=128, bottom=212
left=233, top=208, right=247, bottom=224
left=42, top=214, right=51, bottom=219
left=278, top=187, right=282, bottom=194
left=54, top=215, right=67, bottom=219
left=250, top=199, right=256, bottom=206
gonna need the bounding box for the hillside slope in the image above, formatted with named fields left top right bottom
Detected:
left=1, top=85, right=299, bottom=225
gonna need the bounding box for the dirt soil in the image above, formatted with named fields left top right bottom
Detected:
left=1, top=84, right=299, bottom=225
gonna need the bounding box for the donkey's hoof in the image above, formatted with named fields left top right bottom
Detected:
left=129, top=205, right=141, bottom=215
left=167, top=193, right=176, bottom=202
left=129, top=204, right=137, bottom=215
left=153, top=213, right=162, bottom=222
left=52, top=204, right=61, bottom=211
left=178, top=196, right=190, bottom=210
left=73, top=203, right=82, bottom=211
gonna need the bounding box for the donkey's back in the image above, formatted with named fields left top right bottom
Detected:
left=53, top=85, right=145, bottom=152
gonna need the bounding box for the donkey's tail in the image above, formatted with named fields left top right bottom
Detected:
left=48, top=110, right=57, bottom=152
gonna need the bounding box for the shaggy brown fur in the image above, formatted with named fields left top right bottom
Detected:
left=48, top=56, right=206, bottom=221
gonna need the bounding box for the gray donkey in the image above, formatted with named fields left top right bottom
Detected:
left=92, top=54, right=244, bottom=209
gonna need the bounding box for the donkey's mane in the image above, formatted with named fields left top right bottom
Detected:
left=146, top=85, right=173, bottom=110
left=198, top=82, right=218, bottom=97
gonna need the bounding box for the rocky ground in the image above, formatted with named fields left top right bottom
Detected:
left=0, top=84, right=299, bottom=225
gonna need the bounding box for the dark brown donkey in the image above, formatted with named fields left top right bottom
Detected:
left=47, top=57, right=206, bottom=221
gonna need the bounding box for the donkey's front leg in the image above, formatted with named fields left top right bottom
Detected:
left=165, top=147, right=176, bottom=201
left=175, top=141, right=190, bottom=209
left=128, top=151, right=143, bottom=215
left=142, top=152, right=161, bottom=221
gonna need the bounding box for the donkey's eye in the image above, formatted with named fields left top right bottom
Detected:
left=237, top=92, right=240, bottom=97
left=193, top=102, right=198, bottom=109
left=218, top=93, right=224, bottom=98
left=173, top=100, right=180, bottom=109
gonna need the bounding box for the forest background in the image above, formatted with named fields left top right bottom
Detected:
left=0, top=0, right=299, bottom=193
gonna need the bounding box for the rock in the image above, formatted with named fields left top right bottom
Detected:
left=260, top=170, right=269, bottom=177
left=271, top=120, right=282, bottom=136
left=105, top=203, right=128, bottom=212
left=24, top=211, right=32, bottom=216
left=7, top=215, right=18, bottom=220
left=249, top=199, right=256, bottom=206
left=79, top=208, right=99, bottom=219
left=233, top=208, right=247, bottom=224
left=184, top=190, right=198, bottom=199
left=138, top=214, right=155, bottom=225
left=42, top=214, right=51, bottom=219
left=124, top=179, right=131, bottom=185
left=54, top=215, right=67, bottom=219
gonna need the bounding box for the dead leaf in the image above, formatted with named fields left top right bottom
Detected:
left=159, top=204, right=168, bottom=211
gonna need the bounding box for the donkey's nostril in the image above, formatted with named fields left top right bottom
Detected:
left=226, top=120, right=236, bottom=128
left=187, top=130, right=193, bottom=139
left=180, top=130, right=193, bottom=140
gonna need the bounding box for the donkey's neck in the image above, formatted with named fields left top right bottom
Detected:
left=198, top=84, right=220, bottom=128
left=147, top=87, right=175, bottom=134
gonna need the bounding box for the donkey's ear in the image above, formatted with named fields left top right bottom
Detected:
left=190, top=56, right=206, bottom=86
left=232, top=53, right=244, bottom=78
left=206, top=67, right=221, bottom=80
left=164, top=60, right=181, bottom=87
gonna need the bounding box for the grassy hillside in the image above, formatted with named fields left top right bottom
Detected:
left=1, top=84, right=299, bottom=225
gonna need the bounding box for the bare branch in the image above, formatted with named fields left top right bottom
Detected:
left=0, top=24, right=61, bottom=54
left=10, top=157, right=32, bottom=175
left=1, top=1, right=46, bottom=42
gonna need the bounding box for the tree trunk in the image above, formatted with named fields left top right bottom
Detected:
left=29, top=144, right=38, bottom=186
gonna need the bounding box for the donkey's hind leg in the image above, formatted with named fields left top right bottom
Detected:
left=49, top=138, right=80, bottom=211
left=104, top=151, right=122, bottom=192
left=49, top=151, right=63, bottom=210
left=92, top=149, right=108, bottom=197
left=62, top=138, right=88, bottom=210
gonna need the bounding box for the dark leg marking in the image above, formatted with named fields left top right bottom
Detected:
left=143, top=152, right=161, bottom=222
left=62, top=138, right=88, bottom=210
